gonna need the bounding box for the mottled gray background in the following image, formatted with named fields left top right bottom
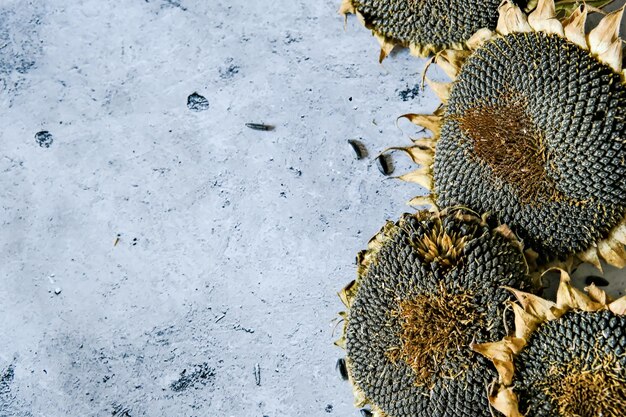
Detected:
left=1, top=1, right=624, bottom=416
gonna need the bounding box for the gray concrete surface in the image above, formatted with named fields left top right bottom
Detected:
left=0, top=1, right=436, bottom=416
left=1, top=1, right=625, bottom=417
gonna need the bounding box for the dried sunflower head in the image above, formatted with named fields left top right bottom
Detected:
left=473, top=270, right=626, bottom=417
left=392, top=0, right=626, bottom=268
left=338, top=0, right=610, bottom=60
left=336, top=208, right=536, bottom=417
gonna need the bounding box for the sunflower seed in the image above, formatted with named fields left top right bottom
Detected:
left=245, top=123, right=274, bottom=131
left=376, top=154, right=394, bottom=175
left=584, top=275, right=609, bottom=287
left=348, top=139, right=367, bottom=159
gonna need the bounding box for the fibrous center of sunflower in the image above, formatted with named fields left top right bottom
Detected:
left=410, top=220, right=467, bottom=269
left=457, top=94, right=561, bottom=203
left=541, top=359, right=626, bottom=417
left=387, top=285, right=483, bottom=387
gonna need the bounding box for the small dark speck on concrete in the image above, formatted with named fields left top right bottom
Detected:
left=35, top=131, right=54, bottom=148
left=0, top=364, right=15, bottom=395
left=148, top=0, right=187, bottom=11
left=253, top=363, right=261, bottom=386
left=219, top=64, right=240, bottom=79
left=233, top=324, right=254, bottom=334
left=187, top=93, right=209, bottom=112
left=16, top=61, right=36, bottom=74
left=325, top=404, right=333, bottom=413
left=284, top=32, right=302, bottom=44
left=335, top=358, right=348, bottom=380
left=170, top=363, right=215, bottom=392
left=111, top=403, right=132, bottom=417
left=397, top=84, right=420, bottom=101
left=245, top=123, right=274, bottom=131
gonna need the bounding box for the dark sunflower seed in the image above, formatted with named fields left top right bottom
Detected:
left=187, top=92, right=209, bottom=112
left=336, top=358, right=348, bottom=381
left=245, top=123, right=274, bottom=131
left=348, top=139, right=368, bottom=160
left=376, top=154, right=394, bottom=175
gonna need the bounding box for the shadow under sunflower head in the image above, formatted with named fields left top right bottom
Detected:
left=338, top=0, right=612, bottom=61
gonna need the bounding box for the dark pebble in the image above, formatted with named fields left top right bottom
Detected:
left=35, top=131, right=53, bottom=148
left=187, top=93, right=210, bottom=112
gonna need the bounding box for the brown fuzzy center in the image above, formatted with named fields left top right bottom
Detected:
left=542, top=359, right=626, bottom=417
left=410, top=219, right=467, bottom=269
left=387, top=285, right=483, bottom=387
left=457, top=94, right=562, bottom=203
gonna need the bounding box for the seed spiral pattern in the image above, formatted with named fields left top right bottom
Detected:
left=351, top=0, right=504, bottom=51
left=514, top=310, right=626, bottom=417
left=434, top=32, right=626, bottom=262
left=346, top=210, right=533, bottom=417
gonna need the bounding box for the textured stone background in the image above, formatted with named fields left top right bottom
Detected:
left=0, top=1, right=624, bottom=416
